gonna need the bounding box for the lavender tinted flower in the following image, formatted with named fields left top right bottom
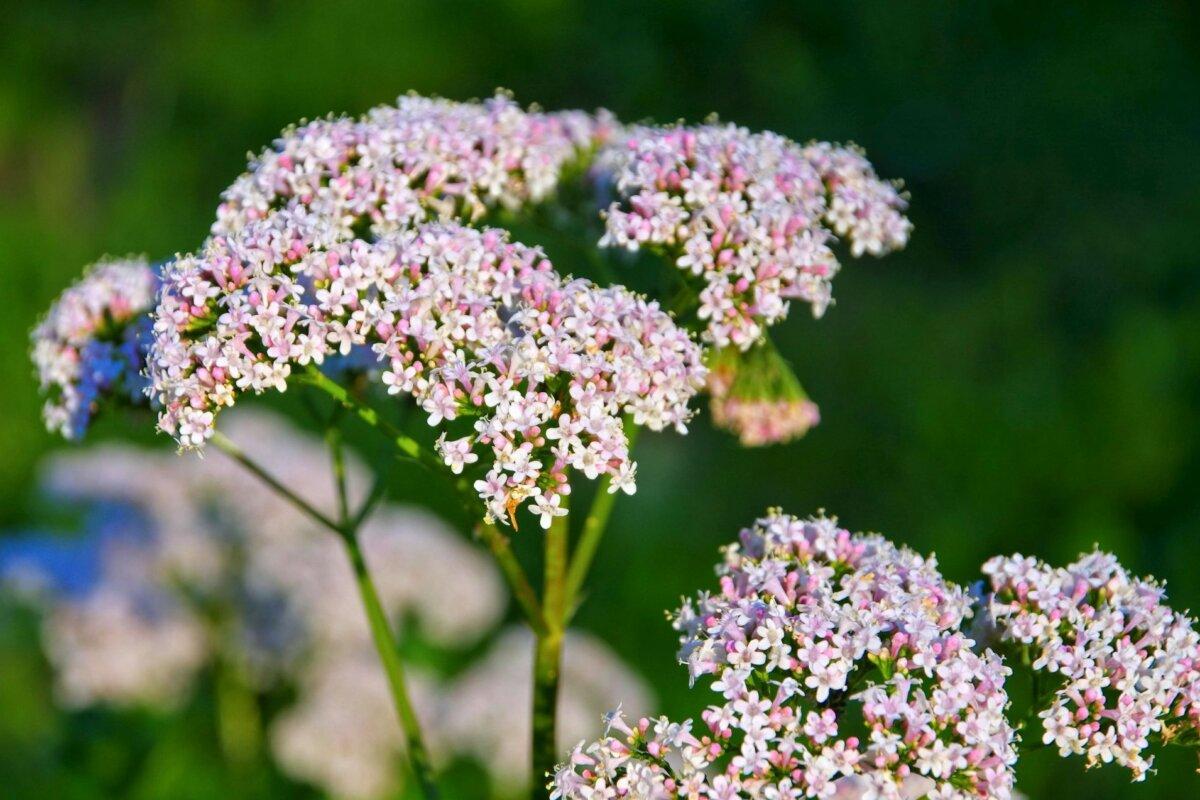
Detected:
left=983, top=551, right=1200, bottom=780
left=553, top=511, right=1017, bottom=800
left=31, top=258, right=158, bottom=438
left=149, top=219, right=705, bottom=525
left=598, top=125, right=910, bottom=350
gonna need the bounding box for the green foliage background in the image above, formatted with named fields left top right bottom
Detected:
left=1, top=1, right=1199, bottom=797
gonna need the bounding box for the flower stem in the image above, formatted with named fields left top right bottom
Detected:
left=341, top=526, right=440, bottom=798
left=326, top=417, right=350, bottom=524
left=563, top=419, right=638, bottom=619
left=210, top=431, right=341, bottom=533
left=476, top=522, right=548, bottom=636
left=532, top=494, right=570, bottom=796
left=301, top=366, right=548, bottom=635
left=301, top=365, right=442, bottom=472
left=326, top=423, right=440, bottom=799
left=212, top=427, right=440, bottom=798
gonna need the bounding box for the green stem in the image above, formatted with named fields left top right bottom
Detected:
left=342, top=527, right=440, bottom=799
left=326, top=423, right=440, bottom=799
left=213, top=427, right=439, bottom=798
left=532, top=494, right=570, bottom=795
left=303, top=366, right=548, bottom=634
left=301, top=365, right=442, bottom=472
left=349, top=475, right=387, bottom=532
left=476, top=522, right=548, bottom=636
left=563, top=419, right=638, bottom=619
left=211, top=431, right=341, bottom=533
left=326, top=420, right=350, bottom=525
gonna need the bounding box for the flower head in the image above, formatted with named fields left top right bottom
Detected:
left=983, top=550, right=1200, bottom=780
left=553, top=511, right=1017, bottom=799
left=149, top=218, right=705, bottom=524
left=41, top=585, right=208, bottom=709
left=214, top=92, right=614, bottom=240
left=31, top=258, right=159, bottom=438
left=597, top=125, right=910, bottom=349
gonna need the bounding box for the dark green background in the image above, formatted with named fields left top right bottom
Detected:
left=3, top=1, right=1199, bottom=797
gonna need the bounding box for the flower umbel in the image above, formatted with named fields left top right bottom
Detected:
left=553, top=511, right=1017, bottom=799
left=31, top=257, right=158, bottom=438
left=982, top=550, right=1200, bottom=780
left=214, top=92, right=613, bottom=241
left=149, top=219, right=705, bottom=524
left=597, top=125, right=911, bottom=350
left=707, top=341, right=820, bottom=447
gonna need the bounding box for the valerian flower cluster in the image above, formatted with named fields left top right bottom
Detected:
left=982, top=551, right=1200, bottom=779
left=31, top=257, right=158, bottom=439
left=32, top=94, right=913, bottom=456
left=149, top=218, right=705, bottom=526
left=597, top=125, right=911, bottom=350
left=213, top=92, right=612, bottom=240
left=553, top=512, right=1018, bottom=800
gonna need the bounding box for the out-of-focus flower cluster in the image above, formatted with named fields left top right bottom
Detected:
left=553, top=511, right=1017, bottom=800
left=41, top=585, right=207, bottom=710
left=10, top=409, right=499, bottom=699
left=150, top=220, right=705, bottom=526
left=214, top=92, right=612, bottom=240
left=982, top=551, right=1200, bottom=780
left=597, top=125, right=911, bottom=350
left=31, top=258, right=158, bottom=439
left=2, top=410, right=651, bottom=799
left=706, top=343, right=820, bottom=447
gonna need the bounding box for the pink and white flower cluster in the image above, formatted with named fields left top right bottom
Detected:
left=982, top=551, right=1200, bottom=780
left=149, top=218, right=705, bottom=526
left=214, top=92, right=612, bottom=240
left=598, top=125, right=911, bottom=349
left=553, top=512, right=1017, bottom=800
left=32, top=258, right=158, bottom=438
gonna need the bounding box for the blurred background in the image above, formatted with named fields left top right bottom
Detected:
left=2, top=1, right=1199, bottom=797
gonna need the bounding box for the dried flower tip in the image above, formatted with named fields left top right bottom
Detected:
left=707, top=341, right=820, bottom=446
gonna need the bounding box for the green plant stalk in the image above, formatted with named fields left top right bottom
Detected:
left=326, top=423, right=440, bottom=799
left=326, top=416, right=351, bottom=524
left=211, top=431, right=341, bottom=533
left=215, top=658, right=262, bottom=768
left=564, top=418, right=638, bottom=619
left=477, top=521, right=549, bottom=636
left=301, top=365, right=440, bottom=471
left=532, top=495, right=570, bottom=796
left=342, top=526, right=440, bottom=798
left=301, top=365, right=548, bottom=634
left=212, top=428, right=440, bottom=798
